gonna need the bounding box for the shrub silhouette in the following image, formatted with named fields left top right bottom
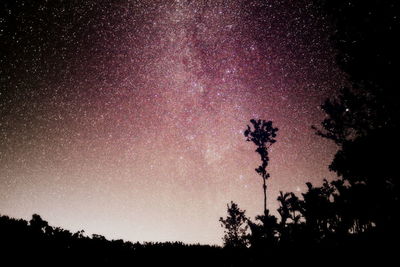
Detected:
left=219, top=201, right=249, bottom=248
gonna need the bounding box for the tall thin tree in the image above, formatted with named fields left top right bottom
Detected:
left=244, top=119, right=278, bottom=215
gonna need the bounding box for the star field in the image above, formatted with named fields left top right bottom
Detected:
left=0, top=0, right=342, bottom=244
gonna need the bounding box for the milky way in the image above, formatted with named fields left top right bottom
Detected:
left=0, top=0, right=342, bottom=244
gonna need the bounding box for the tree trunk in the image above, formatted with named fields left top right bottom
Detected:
left=263, top=177, right=267, bottom=215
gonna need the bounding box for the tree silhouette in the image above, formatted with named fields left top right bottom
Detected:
left=247, top=211, right=278, bottom=250
left=300, top=181, right=336, bottom=241
left=244, top=119, right=278, bottom=215
left=314, top=0, right=400, bottom=238
left=278, top=191, right=302, bottom=226
left=277, top=192, right=291, bottom=227
left=219, top=202, right=249, bottom=248
left=29, top=214, right=49, bottom=233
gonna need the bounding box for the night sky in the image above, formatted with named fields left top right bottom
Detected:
left=0, top=0, right=343, bottom=245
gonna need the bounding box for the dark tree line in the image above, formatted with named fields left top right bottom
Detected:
left=220, top=0, right=399, bottom=261
left=0, top=213, right=230, bottom=266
